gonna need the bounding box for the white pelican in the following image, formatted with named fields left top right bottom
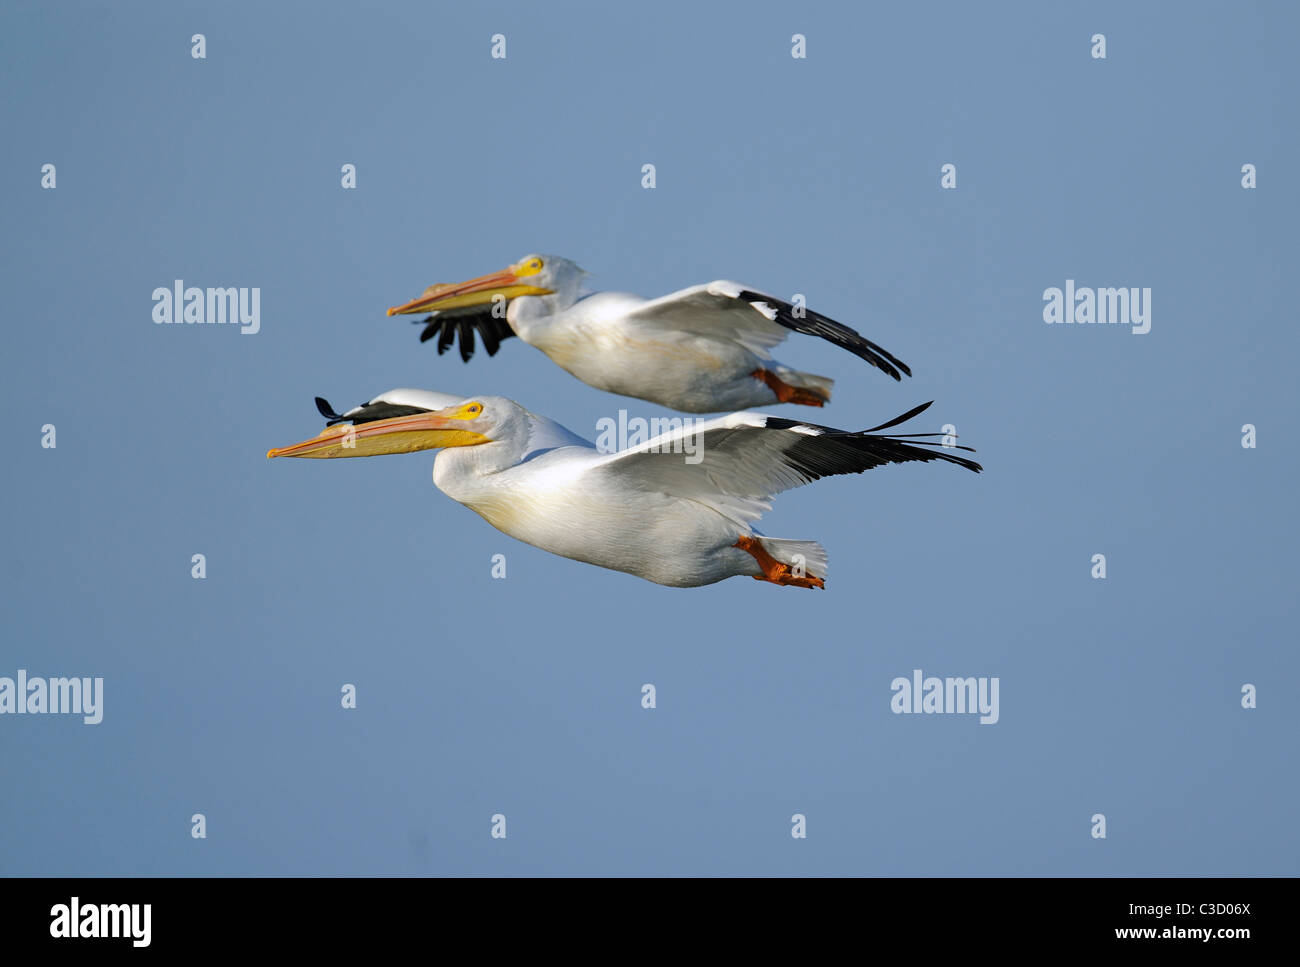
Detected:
left=267, top=390, right=980, bottom=589
left=385, top=255, right=912, bottom=413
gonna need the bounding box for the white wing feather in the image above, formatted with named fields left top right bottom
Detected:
left=620, top=282, right=790, bottom=359
left=587, top=412, right=824, bottom=525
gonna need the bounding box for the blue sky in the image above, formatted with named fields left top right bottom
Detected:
left=2, top=0, right=1296, bottom=875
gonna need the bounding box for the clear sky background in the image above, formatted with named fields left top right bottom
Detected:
left=2, top=1, right=1296, bottom=876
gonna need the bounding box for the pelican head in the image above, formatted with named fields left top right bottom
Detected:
left=386, top=254, right=587, bottom=323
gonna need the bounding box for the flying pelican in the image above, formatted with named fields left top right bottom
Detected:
left=385, top=255, right=912, bottom=413
left=267, top=390, right=980, bottom=589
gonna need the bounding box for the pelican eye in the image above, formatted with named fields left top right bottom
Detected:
left=464, top=403, right=482, bottom=416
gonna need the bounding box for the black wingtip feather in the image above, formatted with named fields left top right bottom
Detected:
left=437, top=320, right=456, bottom=356
left=864, top=401, right=932, bottom=433
left=457, top=319, right=475, bottom=363
left=315, top=397, right=347, bottom=425
left=797, top=429, right=983, bottom=477
left=738, top=290, right=912, bottom=381
left=765, top=403, right=982, bottom=477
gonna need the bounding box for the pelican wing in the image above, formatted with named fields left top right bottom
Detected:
left=414, top=304, right=516, bottom=362
left=589, top=401, right=979, bottom=525
left=315, top=388, right=468, bottom=425
left=622, top=281, right=911, bottom=380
